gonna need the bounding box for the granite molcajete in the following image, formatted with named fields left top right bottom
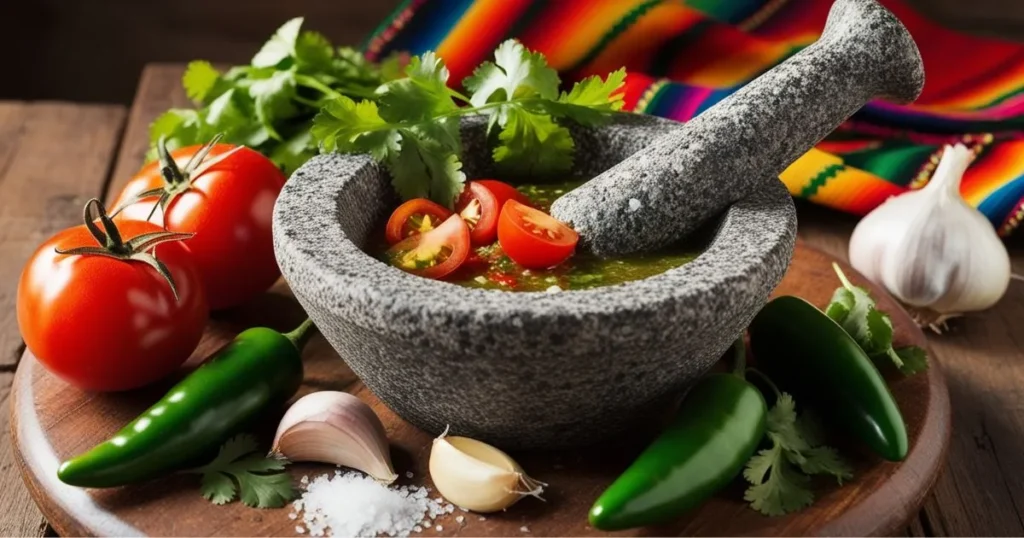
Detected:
left=273, top=114, right=796, bottom=449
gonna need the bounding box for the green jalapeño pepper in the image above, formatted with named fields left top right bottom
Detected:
left=57, top=320, right=312, bottom=487
left=750, top=296, right=908, bottom=461
left=589, top=341, right=767, bottom=531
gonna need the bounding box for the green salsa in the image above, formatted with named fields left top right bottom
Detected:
left=371, top=181, right=704, bottom=292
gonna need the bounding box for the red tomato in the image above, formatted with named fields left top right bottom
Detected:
left=17, top=218, right=208, bottom=392
left=497, top=200, right=579, bottom=269
left=111, top=140, right=285, bottom=311
left=386, top=215, right=471, bottom=279
left=385, top=198, right=453, bottom=244
left=475, top=179, right=529, bottom=208
left=455, top=181, right=500, bottom=245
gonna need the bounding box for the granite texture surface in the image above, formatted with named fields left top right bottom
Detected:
left=550, top=0, right=925, bottom=256
left=273, top=115, right=797, bottom=449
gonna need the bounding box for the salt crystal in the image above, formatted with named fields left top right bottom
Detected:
left=300, top=475, right=309, bottom=485
left=292, top=471, right=448, bottom=536
left=406, top=471, right=414, bottom=479
left=288, top=513, right=298, bottom=520
left=520, top=526, right=530, bottom=533
left=456, top=516, right=465, bottom=524
left=445, top=504, right=455, bottom=513
left=478, top=517, right=486, bottom=521
left=436, top=525, right=443, bottom=532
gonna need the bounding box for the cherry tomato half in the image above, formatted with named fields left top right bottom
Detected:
left=17, top=220, right=208, bottom=392
left=455, top=181, right=500, bottom=246
left=475, top=179, right=530, bottom=208
left=497, top=200, right=579, bottom=269
left=385, top=198, right=454, bottom=245
left=386, top=215, right=471, bottom=279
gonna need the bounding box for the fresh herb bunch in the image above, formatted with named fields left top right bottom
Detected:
left=150, top=18, right=402, bottom=174
left=826, top=263, right=929, bottom=375
left=188, top=434, right=296, bottom=508
left=312, top=39, right=626, bottom=208
left=743, top=393, right=853, bottom=516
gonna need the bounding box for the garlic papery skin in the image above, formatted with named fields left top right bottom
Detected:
left=272, top=391, right=397, bottom=483
left=849, top=143, right=1010, bottom=314
left=429, top=428, right=544, bottom=513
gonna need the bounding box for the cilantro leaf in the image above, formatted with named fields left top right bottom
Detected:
left=465, top=39, right=559, bottom=108
left=744, top=392, right=852, bottom=516
left=294, top=30, right=334, bottom=72
left=191, top=434, right=296, bottom=509
left=827, top=263, right=929, bottom=375
left=537, top=68, right=627, bottom=126
left=390, top=135, right=465, bottom=205
left=248, top=70, right=299, bottom=140
left=377, top=52, right=461, bottom=151
left=493, top=108, right=574, bottom=176
left=252, top=18, right=304, bottom=68
left=894, top=345, right=929, bottom=375
left=311, top=96, right=400, bottom=160
left=183, top=61, right=223, bottom=104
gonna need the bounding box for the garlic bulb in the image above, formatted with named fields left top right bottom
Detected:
left=428, top=428, right=544, bottom=512
left=849, top=143, right=1010, bottom=314
left=272, top=391, right=397, bottom=483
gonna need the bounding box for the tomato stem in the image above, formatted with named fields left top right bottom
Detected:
left=731, top=337, right=747, bottom=378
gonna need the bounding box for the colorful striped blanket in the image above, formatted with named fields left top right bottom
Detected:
left=363, top=0, right=1024, bottom=237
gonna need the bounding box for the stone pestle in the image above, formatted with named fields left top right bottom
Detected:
left=550, top=0, right=925, bottom=256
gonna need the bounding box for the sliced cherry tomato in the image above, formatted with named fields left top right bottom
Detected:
left=385, top=198, right=453, bottom=244
left=386, top=215, right=471, bottom=279
left=498, top=200, right=579, bottom=269
left=455, top=181, right=500, bottom=246
left=475, top=179, right=529, bottom=208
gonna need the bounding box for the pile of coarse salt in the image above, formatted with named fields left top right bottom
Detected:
left=290, top=471, right=456, bottom=537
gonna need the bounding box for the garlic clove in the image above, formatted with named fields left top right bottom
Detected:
left=428, top=428, right=544, bottom=513
left=272, top=391, right=397, bottom=483
left=849, top=143, right=1011, bottom=316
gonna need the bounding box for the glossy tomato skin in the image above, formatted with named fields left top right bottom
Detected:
left=386, top=215, right=471, bottom=280
left=385, top=198, right=453, bottom=244
left=112, top=144, right=285, bottom=310
left=17, top=220, right=208, bottom=392
left=498, top=200, right=579, bottom=269
left=475, top=179, right=529, bottom=208
left=455, top=181, right=500, bottom=246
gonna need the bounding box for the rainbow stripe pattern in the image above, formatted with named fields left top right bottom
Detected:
left=364, top=0, right=1024, bottom=236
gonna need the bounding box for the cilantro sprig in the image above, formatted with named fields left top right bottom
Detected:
left=312, top=39, right=626, bottom=207
left=152, top=18, right=401, bottom=174
left=186, top=434, right=296, bottom=509
left=743, top=391, right=852, bottom=516
left=826, top=263, right=929, bottom=375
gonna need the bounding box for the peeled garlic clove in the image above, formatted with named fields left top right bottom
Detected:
left=429, top=428, right=544, bottom=513
left=849, top=143, right=1011, bottom=315
left=272, top=391, right=397, bottom=483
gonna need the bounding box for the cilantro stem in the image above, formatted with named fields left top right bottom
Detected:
left=447, top=88, right=474, bottom=105
left=832, top=262, right=855, bottom=292
left=732, top=337, right=747, bottom=377
left=295, top=74, right=378, bottom=101
left=745, top=367, right=782, bottom=400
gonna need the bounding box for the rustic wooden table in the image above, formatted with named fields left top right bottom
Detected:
left=1, top=64, right=1022, bottom=536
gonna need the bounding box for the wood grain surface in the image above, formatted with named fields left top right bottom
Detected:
left=0, top=101, right=127, bottom=537
left=1, top=62, right=1023, bottom=536
left=10, top=244, right=950, bottom=537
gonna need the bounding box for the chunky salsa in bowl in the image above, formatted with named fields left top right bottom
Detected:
left=272, top=114, right=797, bottom=449
left=369, top=179, right=706, bottom=292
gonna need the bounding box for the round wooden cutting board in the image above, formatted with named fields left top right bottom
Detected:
left=10, top=243, right=950, bottom=537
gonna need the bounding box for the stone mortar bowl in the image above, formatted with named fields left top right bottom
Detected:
left=273, top=114, right=797, bottom=449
